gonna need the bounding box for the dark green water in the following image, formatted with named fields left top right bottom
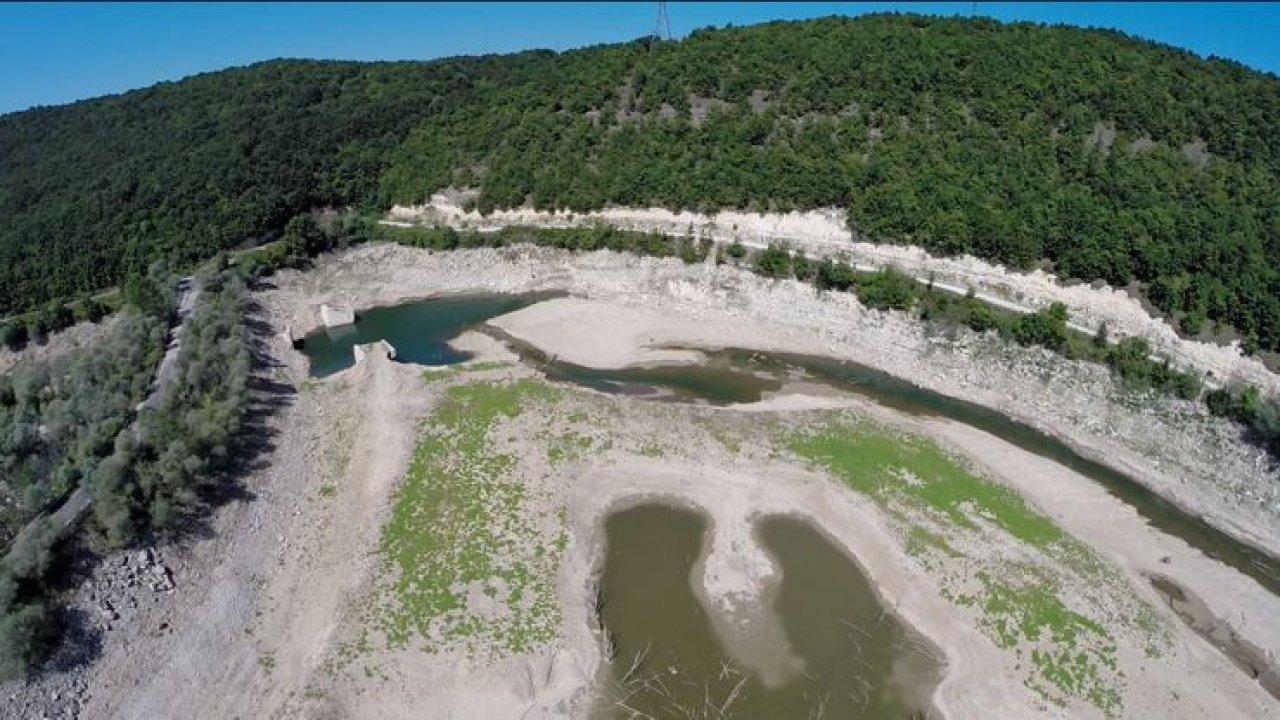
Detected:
left=298, top=294, right=541, bottom=377
left=595, top=504, right=937, bottom=719
left=539, top=353, right=784, bottom=405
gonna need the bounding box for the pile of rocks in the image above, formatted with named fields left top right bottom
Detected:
left=5, top=679, right=89, bottom=720
left=87, top=547, right=175, bottom=632
left=2, top=545, right=179, bottom=720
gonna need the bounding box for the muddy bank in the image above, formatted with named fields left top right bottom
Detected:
left=1147, top=574, right=1280, bottom=701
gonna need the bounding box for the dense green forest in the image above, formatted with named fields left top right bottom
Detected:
left=3, top=14, right=1280, bottom=350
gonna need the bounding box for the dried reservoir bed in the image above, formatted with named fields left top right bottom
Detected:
left=37, top=245, right=1279, bottom=720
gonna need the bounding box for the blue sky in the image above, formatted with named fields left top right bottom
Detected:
left=2, top=2, right=1277, bottom=115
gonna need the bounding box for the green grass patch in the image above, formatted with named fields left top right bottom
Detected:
left=904, top=525, right=962, bottom=559
left=637, top=443, right=666, bottom=458
left=421, top=361, right=511, bottom=384
left=787, top=422, right=1062, bottom=547
left=957, top=572, right=1121, bottom=715
left=547, top=430, right=596, bottom=465
left=462, top=361, right=510, bottom=373
left=375, top=379, right=565, bottom=656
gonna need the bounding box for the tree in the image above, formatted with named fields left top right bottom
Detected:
left=0, top=600, right=52, bottom=681
left=1012, top=303, right=1069, bottom=349
left=753, top=244, right=793, bottom=278
left=0, top=322, right=26, bottom=350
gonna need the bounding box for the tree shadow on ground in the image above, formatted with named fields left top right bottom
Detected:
left=172, top=299, right=296, bottom=543
left=43, top=601, right=104, bottom=675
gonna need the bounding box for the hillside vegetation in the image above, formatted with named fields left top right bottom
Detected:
left=3, top=14, right=1279, bottom=350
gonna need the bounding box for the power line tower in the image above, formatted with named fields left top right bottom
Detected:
left=653, top=1, right=671, bottom=42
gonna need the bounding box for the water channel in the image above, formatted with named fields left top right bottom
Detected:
left=531, top=345, right=1280, bottom=596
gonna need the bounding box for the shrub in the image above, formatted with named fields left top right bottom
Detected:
left=815, top=259, right=858, bottom=292
left=0, top=322, right=26, bottom=350
left=3, top=518, right=57, bottom=581
left=792, top=251, right=815, bottom=282
left=753, top=244, right=793, bottom=278
left=1011, top=302, right=1069, bottom=349
left=0, top=600, right=52, bottom=681
left=854, top=268, right=918, bottom=311
left=1206, top=384, right=1280, bottom=455
left=1107, top=337, right=1156, bottom=387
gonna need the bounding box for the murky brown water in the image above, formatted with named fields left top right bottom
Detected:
left=594, top=504, right=939, bottom=719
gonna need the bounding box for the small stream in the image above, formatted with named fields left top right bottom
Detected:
left=594, top=504, right=937, bottom=719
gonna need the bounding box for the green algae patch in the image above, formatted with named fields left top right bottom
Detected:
left=375, top=379, right=565, bottom=656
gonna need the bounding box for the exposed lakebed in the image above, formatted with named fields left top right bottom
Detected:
left=299, top=295, right=1280, bottom=596
left=532, top=345, right=1280, bottom=595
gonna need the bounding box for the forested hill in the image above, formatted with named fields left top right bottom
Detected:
left=4, top=14, right=1280, bottom=350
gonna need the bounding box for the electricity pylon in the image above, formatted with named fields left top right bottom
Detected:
left=654, top=1, right=671, bottom=42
